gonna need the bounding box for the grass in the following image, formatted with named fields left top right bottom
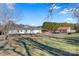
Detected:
left=31, top=49, right=53, bottom=56
left=0, top=33, right=79, bottom=56
left=27, top=43, right=53, bottom=56
left=33, top=33, right=79, bottom=55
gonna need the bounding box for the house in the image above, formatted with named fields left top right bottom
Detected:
left=7, top=25, right=42, bottom=34
left=8, top=29, right=26, bottom=34
left=57, top=26, right=76, bottom=33
left=57, top=27, right=71, bottom=33
left=29, top=27, right=42, bottom=34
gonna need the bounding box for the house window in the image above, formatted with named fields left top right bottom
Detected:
left=20, top=30, right=22, bottom=32
left=17, top=30, right=19, bottom=32
left=25, top=30, right=27, bottom=32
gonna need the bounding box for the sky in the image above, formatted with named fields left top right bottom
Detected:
left=10, top=3, right=79, bottom=26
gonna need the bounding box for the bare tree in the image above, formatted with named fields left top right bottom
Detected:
left=0, top=3, right=23, bottom=36
left=72, top=4, right=79, bottom=32
left=73, top=8, right=79, bottom=23
left=0, top=4, right=31, bottom=56
left=0, top=4, right=14, bottom=34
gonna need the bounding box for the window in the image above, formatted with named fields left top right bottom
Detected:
left=17, top=30, right=19, bottom=32
left=21, top=30, right=22, bottom=32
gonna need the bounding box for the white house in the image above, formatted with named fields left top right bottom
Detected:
left=7, top=26, right=42, bottom=34
left=29, top=27, right=42, bottom=34
left=8, top=29, right=26, bottom=34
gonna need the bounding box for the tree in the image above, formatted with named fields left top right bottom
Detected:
left=42, top=22, right=75, bottom=31
left=0, top=4, right=28, bottom=56
left=0, top=3, right=22, bottom=35
left=73, top=5, right=79, bottom=32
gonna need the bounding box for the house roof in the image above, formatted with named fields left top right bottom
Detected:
left=24, top=27, right=42, bottom=30
left=8, top=24, right=42, bottom=30
left=0, top=22, right=42, bottom=31
left=58, top=27, right=70, bottom=30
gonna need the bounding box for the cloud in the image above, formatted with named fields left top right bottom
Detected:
left=67, top=18, right=73, bottom=21
left=60, top=8, right=76, bottom=14
left=61, top=9, right=69, bottom=14
left=6, top=3, right=15, bottom=10
left=61, top=8, right=71, bottom=14
left=65, top=18, right=76, bottom=23
left=50, top=4, right=61, bottom=10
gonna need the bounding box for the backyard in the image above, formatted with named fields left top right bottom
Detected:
left=30, top=33, right=79, bottom=55
left=0, top=33, right=79, bottom=56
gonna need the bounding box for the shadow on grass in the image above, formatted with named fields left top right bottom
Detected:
left=22, top=37, right=79, bottom=56
left=47, top=34, right=79, bottom=46
left=65, top=37, right=79, bottom=46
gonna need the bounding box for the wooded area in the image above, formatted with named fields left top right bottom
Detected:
left=42, top=22, right=75, bottom=30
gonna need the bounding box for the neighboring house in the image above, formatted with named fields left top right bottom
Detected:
left=8, top=29, right=26, bottom=34
left=7, top=25, right=42, bottom=34
left=57, top=26, right=76, bottom=33
left=57, top=27, right=71, bottom=33
left=29, top=27, right=42, bottom=34
left=0, top=22, right=42, bottom=35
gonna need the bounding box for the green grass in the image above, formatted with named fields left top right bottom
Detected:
left=33, top=33, right=79, bottom=55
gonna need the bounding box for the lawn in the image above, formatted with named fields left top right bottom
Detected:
left=0, top=33, right=78, bottom=56
left=32, top=33, right=79, bottom=55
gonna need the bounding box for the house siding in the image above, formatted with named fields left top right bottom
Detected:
left=8, top=29, right=42, bottom=34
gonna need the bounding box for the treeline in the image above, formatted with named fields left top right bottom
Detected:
left=42, top=22, right=75, bottom=30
